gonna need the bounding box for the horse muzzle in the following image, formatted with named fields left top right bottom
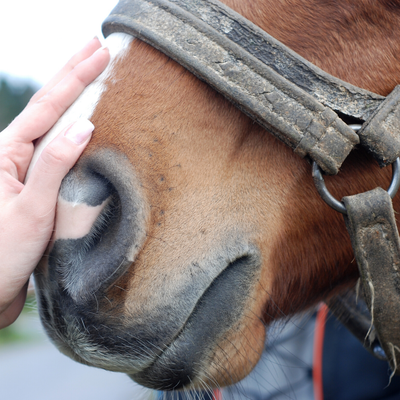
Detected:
left=34, top=147, right=263, bottom=390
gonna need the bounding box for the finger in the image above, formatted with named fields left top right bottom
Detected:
left=0, top=283, right=28, bottom=329
left=7, top=46, right=109, bottom=143
left=20, top=119, right=95, bottom=213
left=26, top=37, right=102, bottom=108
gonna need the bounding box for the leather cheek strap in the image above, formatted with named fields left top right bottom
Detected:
left=341, top=187, right=400, bottom=374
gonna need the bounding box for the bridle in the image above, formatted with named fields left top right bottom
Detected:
left=102, top=0, right=400, bottom=374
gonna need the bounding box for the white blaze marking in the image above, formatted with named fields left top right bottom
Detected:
left=26, top=32, right=134, bottom=180
left=54, top=197, right=109, bottom=240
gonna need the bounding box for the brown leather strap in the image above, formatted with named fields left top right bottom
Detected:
left=103, top=0, right=400, bottom=173
left=343, top=187, right=400, bottom=374
left=359, top=85, right=400, bottom=167
left=103, top=0, right=362, bottom=174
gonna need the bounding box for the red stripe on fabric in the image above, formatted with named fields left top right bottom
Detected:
left=213, top=388, right=222, bottom=400
left=313, top=303, right=328, bottom=400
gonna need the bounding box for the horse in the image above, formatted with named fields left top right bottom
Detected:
left=31, top=0, right=400, bottom=393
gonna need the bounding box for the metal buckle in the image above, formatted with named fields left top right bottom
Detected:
left=312, top=158, right=400, bottom=214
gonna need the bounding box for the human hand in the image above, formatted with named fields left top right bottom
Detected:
left=0, top=37, right=110, bottom=329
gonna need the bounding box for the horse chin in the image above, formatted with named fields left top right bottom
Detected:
left=129, top=254, right=264, bottom=390
left=34, top=147, right=265, bottom=390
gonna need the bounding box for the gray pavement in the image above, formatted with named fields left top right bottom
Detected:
left=222, top=313, right=316, bottom=400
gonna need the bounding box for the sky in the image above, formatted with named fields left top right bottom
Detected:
left=0, top=0, right=119, bottom=87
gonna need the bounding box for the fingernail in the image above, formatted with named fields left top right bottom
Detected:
left=64, top=119, right=94, bottom=145
left=94, top=45, right=109, bottom=53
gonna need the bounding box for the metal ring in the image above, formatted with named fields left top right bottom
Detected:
left=312, top=158, right=400, bottom=215
left=388, top=158, right=400, bottom=198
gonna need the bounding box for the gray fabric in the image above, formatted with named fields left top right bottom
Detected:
left=222, top=314, right=315, bottom=400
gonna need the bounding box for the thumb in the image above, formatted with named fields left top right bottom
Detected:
left=21, top=119, right=94, bottom=212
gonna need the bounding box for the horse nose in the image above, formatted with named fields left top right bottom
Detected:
left=55, top=169, right=116, bottom=241
left=48, top=148, right=149, bottom=303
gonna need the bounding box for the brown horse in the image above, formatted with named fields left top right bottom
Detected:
left=32, top=0, right=400, bottom=392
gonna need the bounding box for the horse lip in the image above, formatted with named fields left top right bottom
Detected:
left=36, top=248, right=260, bottom=378
left=129, top=250, right=261, bottom=390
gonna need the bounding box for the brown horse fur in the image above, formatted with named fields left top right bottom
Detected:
left=35, top=0, right=400, bottom=391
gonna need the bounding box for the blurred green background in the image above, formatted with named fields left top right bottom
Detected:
left=0, top=77, right=38, bottom=131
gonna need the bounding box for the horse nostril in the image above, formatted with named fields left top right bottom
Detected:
left=55, top=171, right=118, bottom=242
left=60, top=168, right=115, bottom=209
left=48, top=148, right=149, bottom=304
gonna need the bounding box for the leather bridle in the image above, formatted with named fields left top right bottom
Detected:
left=102, top=0, right=400, bottom=375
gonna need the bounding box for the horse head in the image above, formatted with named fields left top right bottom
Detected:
left=33, top=0, right=400, bottom=391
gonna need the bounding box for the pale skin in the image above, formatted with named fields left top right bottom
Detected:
left=0, top=37, right=110, bottom=329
